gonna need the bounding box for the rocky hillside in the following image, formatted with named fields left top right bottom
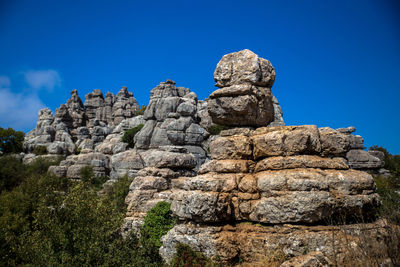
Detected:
left=23, top=49, right=396, bottom=266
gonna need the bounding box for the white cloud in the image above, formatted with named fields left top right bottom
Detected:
left=24, top=69, right=61, bottom=91
left=0, top=87, right=45, bottom=131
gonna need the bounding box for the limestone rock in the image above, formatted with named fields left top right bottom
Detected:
left=214, top=49, right=275, bottom=88
left=208, top=87, right=274, bottom=127
left=346, top=149, right=384, bottom=169
left=110, top=150, right=144, bottom=179
left=161, top=221, right=397, bottom=265
left=254, top=155, right=349, bottom=172
left=208, top=50, right=283, bottom=127
left=319, top=127, right=350, bottom=156
left=112, top=86, right=139, bottom=125
left=251, top=125, right=321, bottom=159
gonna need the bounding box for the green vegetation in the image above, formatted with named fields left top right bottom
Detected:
left=207, top=124, right=231, bottom=135
left=135, top=105, right=147, bottom=116
left=369, top=146, right=400, bottom=224
left=369, top=146, right=400, bottom=177
left=141, top=201, right=176, bottom=249
left=75, top=146, right=82, bottom=155
left=33, top=145, right=47, bottom=155
left=0, top=154, right=179, bottom=266
left=0, top=155, right=61, bottom=193
left=0, top=127, right=24, bottom=154
left=121, top=124, right=144, bottom=148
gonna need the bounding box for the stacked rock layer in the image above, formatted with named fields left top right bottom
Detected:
left=159, top=125, right=382, bottom=263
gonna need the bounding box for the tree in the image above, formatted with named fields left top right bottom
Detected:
left=0, top=127, right=25, bottom=154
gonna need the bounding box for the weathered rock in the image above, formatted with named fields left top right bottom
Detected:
left=251, top=125, right=321, bottom=159
left=280, top=251, right=331, bottom=267
left=214, top=49, right=275, bottom=88
left=254, top=155, right=349, bottom=172
left=161, top=221, right=398, bottom=265
left=209, top=135, right=252, bottom=160
left=110, top=150, right=144, bottom=179
left=208, top=88, right=274, bottom=127
left=112, top=86, right=139, bottom=125
left=319, top=127, right=350, bottom=156
left=346, top=149, right=384, bottom=169
left=208, top=50, right=284, bottom=127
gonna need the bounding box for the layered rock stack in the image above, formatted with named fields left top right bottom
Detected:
left=158, top=51, right=392, bottom=265
left=160, top=126, right=384, bottom=264
left=123, top=80, right=210, bottom=231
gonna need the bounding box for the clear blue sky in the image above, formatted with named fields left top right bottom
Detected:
left=0, top=0, right=399, bottom=153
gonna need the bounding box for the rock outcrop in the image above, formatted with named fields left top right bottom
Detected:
left=208, top=49, right=283, bottom=127
left=22, top=49, right=395, bottom=266
left=159, top=125, right=381, bottom=263
left=24, top=86, right=139, bottom=154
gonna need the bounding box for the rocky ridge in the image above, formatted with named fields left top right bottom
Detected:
left=23, top=49, right=393, bottom=266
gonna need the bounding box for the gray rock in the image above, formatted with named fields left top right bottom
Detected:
left=346, top=149, right=384, bottom=169
left=214, top=49, right=275, bottom=88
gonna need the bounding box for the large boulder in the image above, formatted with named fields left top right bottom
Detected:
left=208, top=50, right=283, bottom=127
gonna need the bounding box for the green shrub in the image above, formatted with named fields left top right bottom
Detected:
left=33, top=145, right=47, bottom=155
left=135, top=105, right=147, bottom=116
left=121, top=124, right=144, bottom=148
left=75, top=147, right=82, bottom=155
left=374, top=175, right=400, bottom=224
left=26, top=156, right=63, bottom=175
left=141, top=201, right=176, bottom=249
left=104, top=175, right=133, bottom=212
left=0, top=127, right=25, bottom=154
left=207, top=124, right=230, bottom=135
left=0, top=156, right=26, bottom=192
left=169, top=243, right=221, bottom=267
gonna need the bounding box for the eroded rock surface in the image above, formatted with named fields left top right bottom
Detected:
left=208, top=49, right=284, bottom=127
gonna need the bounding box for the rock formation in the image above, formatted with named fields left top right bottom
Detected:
left=208, top=49, right=283, bottom=127
left=23, top=49, right=395, bottom=266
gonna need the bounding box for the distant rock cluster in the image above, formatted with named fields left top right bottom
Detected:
left=22, top=49, right=393, bottom=266
left=25, top=87, right=139, bottom=155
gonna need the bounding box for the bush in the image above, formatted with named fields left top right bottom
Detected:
left=207, top=125, right=230, bottom=135
left=33, top=145, right=47, bottom=155
left=121, top=124, right=144, bottom=148
left=135, top=105, right=147, bottom=116
left=374, top=175, right=400, bottom=224
left=75, top=147, right=82, bottom=155
left=0, top=127, right=25, bottom=154
left=26, top=156, right=63, bottom=175
left=0, top=166, right=138, bottom=266
left=0, top=156, right=26, bottom=192
left=104, top=175, right=133, bottom=212
left=141, top=201, right=176, bottom=249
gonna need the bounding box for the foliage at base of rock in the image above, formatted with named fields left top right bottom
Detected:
left=122, top=124, right=144, bottom=148
left=32, top=145, right=47, bottom=155
left=0, top=158, right=166, bottom=266
left=141, top=201, right=176, bottom=249
left=207, top=125, right=230, bottom=135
